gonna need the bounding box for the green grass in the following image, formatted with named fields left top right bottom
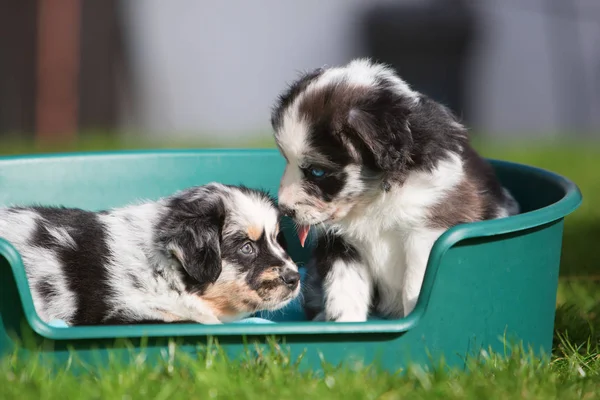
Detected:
left=1, top=134, right=599, bottom=399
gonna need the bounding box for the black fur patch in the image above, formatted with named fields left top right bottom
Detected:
left=307, top=118, right=354, bottom=167
left=311, top=232, right=360, bottom=279
left=276, top=230, right=288, bottom=251
left=301, top=233, right=362, bottom=320
left=154, top=190, right=225, bottom=287
left=301, top=169, right=347, bottom=202
left=29, top=206, right=113, bottom=325
left=401, top=95, right=466, bottom=173
left=35, top=280, right=58, bottom=304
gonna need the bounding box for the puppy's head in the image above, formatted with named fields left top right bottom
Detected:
left=271, top=58, right=467, bottom=243
left=155, top=183, right=300, bottom=321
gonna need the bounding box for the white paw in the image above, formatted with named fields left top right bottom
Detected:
left=327, top=312, right=368, bottom=323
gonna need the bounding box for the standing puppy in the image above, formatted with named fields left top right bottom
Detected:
left=0, top=183, right=300, bottom=326
left=271, top=59, right=519, bottom=322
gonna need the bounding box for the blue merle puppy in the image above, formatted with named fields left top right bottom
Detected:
left=0, top=183, right=300, bottom=326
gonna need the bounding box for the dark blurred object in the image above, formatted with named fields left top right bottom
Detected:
left=361, top=0, right=477, bottom=123
left=79, top=0, right=128, bottom=133
left=36, top=0, right=80, bottom=139
left=0, top=0, right=127, bottom=139
left=543, top=0, right=592, bottom=135
left=0, top=1, right=38, bottom=137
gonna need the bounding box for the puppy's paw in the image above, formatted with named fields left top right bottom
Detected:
left=192, top=315, right=223, bottom=325
left=325, top=311, right=368, bottom=323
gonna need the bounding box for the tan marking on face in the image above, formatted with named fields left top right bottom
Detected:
left=200, top=269, right=292, bottom=318
left=261, top=268, right=281, bottom=281
left=247, top=225, right=263, bottom=241
left=201, top=281, right=262, bottom=318
left=256, top=281, right=288, bottom=298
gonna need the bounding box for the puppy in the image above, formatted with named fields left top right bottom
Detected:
left=0, top=183, right=300, bottom=326
left=271, top=58, right=519, bottom=322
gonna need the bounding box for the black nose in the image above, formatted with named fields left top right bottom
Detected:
left=279, top=205, right=296, bottom=218
left=280, top=268, right=300, bottom=288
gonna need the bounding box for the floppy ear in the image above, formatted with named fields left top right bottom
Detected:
left=156, top=194, right=225, bottom=284
left=345, top=94, right=414, bottom=173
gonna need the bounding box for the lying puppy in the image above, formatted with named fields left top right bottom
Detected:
left=0, top=183, right=300, bottom=326
left=271, top=58, right=519, bottom=322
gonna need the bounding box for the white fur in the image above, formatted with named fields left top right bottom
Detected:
left=498, top=188, right=520, bottom=218
left=312, top=59, right=420, bottom=103
left=323, top=259, right=372, bottom=322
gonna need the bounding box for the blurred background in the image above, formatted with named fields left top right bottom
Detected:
left=1, top=0, right=599, bottom=151
left=0, top=0, right=598, bottom=343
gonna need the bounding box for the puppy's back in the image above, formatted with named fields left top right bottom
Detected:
left=0, top=206, right=113, bottom=325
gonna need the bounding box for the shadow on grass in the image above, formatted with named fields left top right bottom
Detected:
left=553, top=218, right=599, bottom=353
left=560, top=219, right=600, bottom=278
left=554, top=300, right=599, bottom=350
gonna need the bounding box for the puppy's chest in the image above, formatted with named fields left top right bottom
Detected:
left=351, top=229, right=408, bottom=281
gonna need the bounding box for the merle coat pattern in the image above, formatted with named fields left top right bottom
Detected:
left=0, top=183, right=300, bottom=326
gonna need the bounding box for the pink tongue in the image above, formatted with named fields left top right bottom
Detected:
left=297, top=225, right=310, bottom=248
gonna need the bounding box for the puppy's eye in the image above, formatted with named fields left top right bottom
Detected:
left=304, top=165, right=328, bottom=179
left=310, top=168, right=325, bottom=178
left=239, top=242, right=254, bottom=255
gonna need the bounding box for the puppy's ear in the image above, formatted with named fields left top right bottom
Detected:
left=345, top=93, right=414, bottom=173
left=156, top=193, right=225, bottom=284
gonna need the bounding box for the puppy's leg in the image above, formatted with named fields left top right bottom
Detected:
left=312, top=311, right=327, bottom=322
left=179, top=297, right=223, bottom=324
left=192, top=312, right=223, bottom=324
left=375, top=276, right=405, bottom=320
left=402, top=229, right=444, bottom=317
left=323, top=258, right=372, bottom=322
left=307, top=233, right=371, bottom=322
left=301, top=259, right=326, bottom=320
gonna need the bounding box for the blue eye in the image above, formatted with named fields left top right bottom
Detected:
left=310, top=168, right=325, bottom=178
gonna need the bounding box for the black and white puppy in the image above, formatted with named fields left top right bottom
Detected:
left=271, top=59, right=519, bottom=322
left=0, top=183, right=300, bottom=326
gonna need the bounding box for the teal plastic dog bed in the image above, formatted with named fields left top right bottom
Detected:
left=0, top=149, right=582, bottom=371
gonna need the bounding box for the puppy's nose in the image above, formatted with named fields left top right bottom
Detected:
left=280, top=268, right=300, bottom=289
left=279, top=204, right=296, bottom=219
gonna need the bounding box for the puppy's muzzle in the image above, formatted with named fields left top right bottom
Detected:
left=279, top=204, right=296, bottom=219
left=280, top=267, right=300, bottom=289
